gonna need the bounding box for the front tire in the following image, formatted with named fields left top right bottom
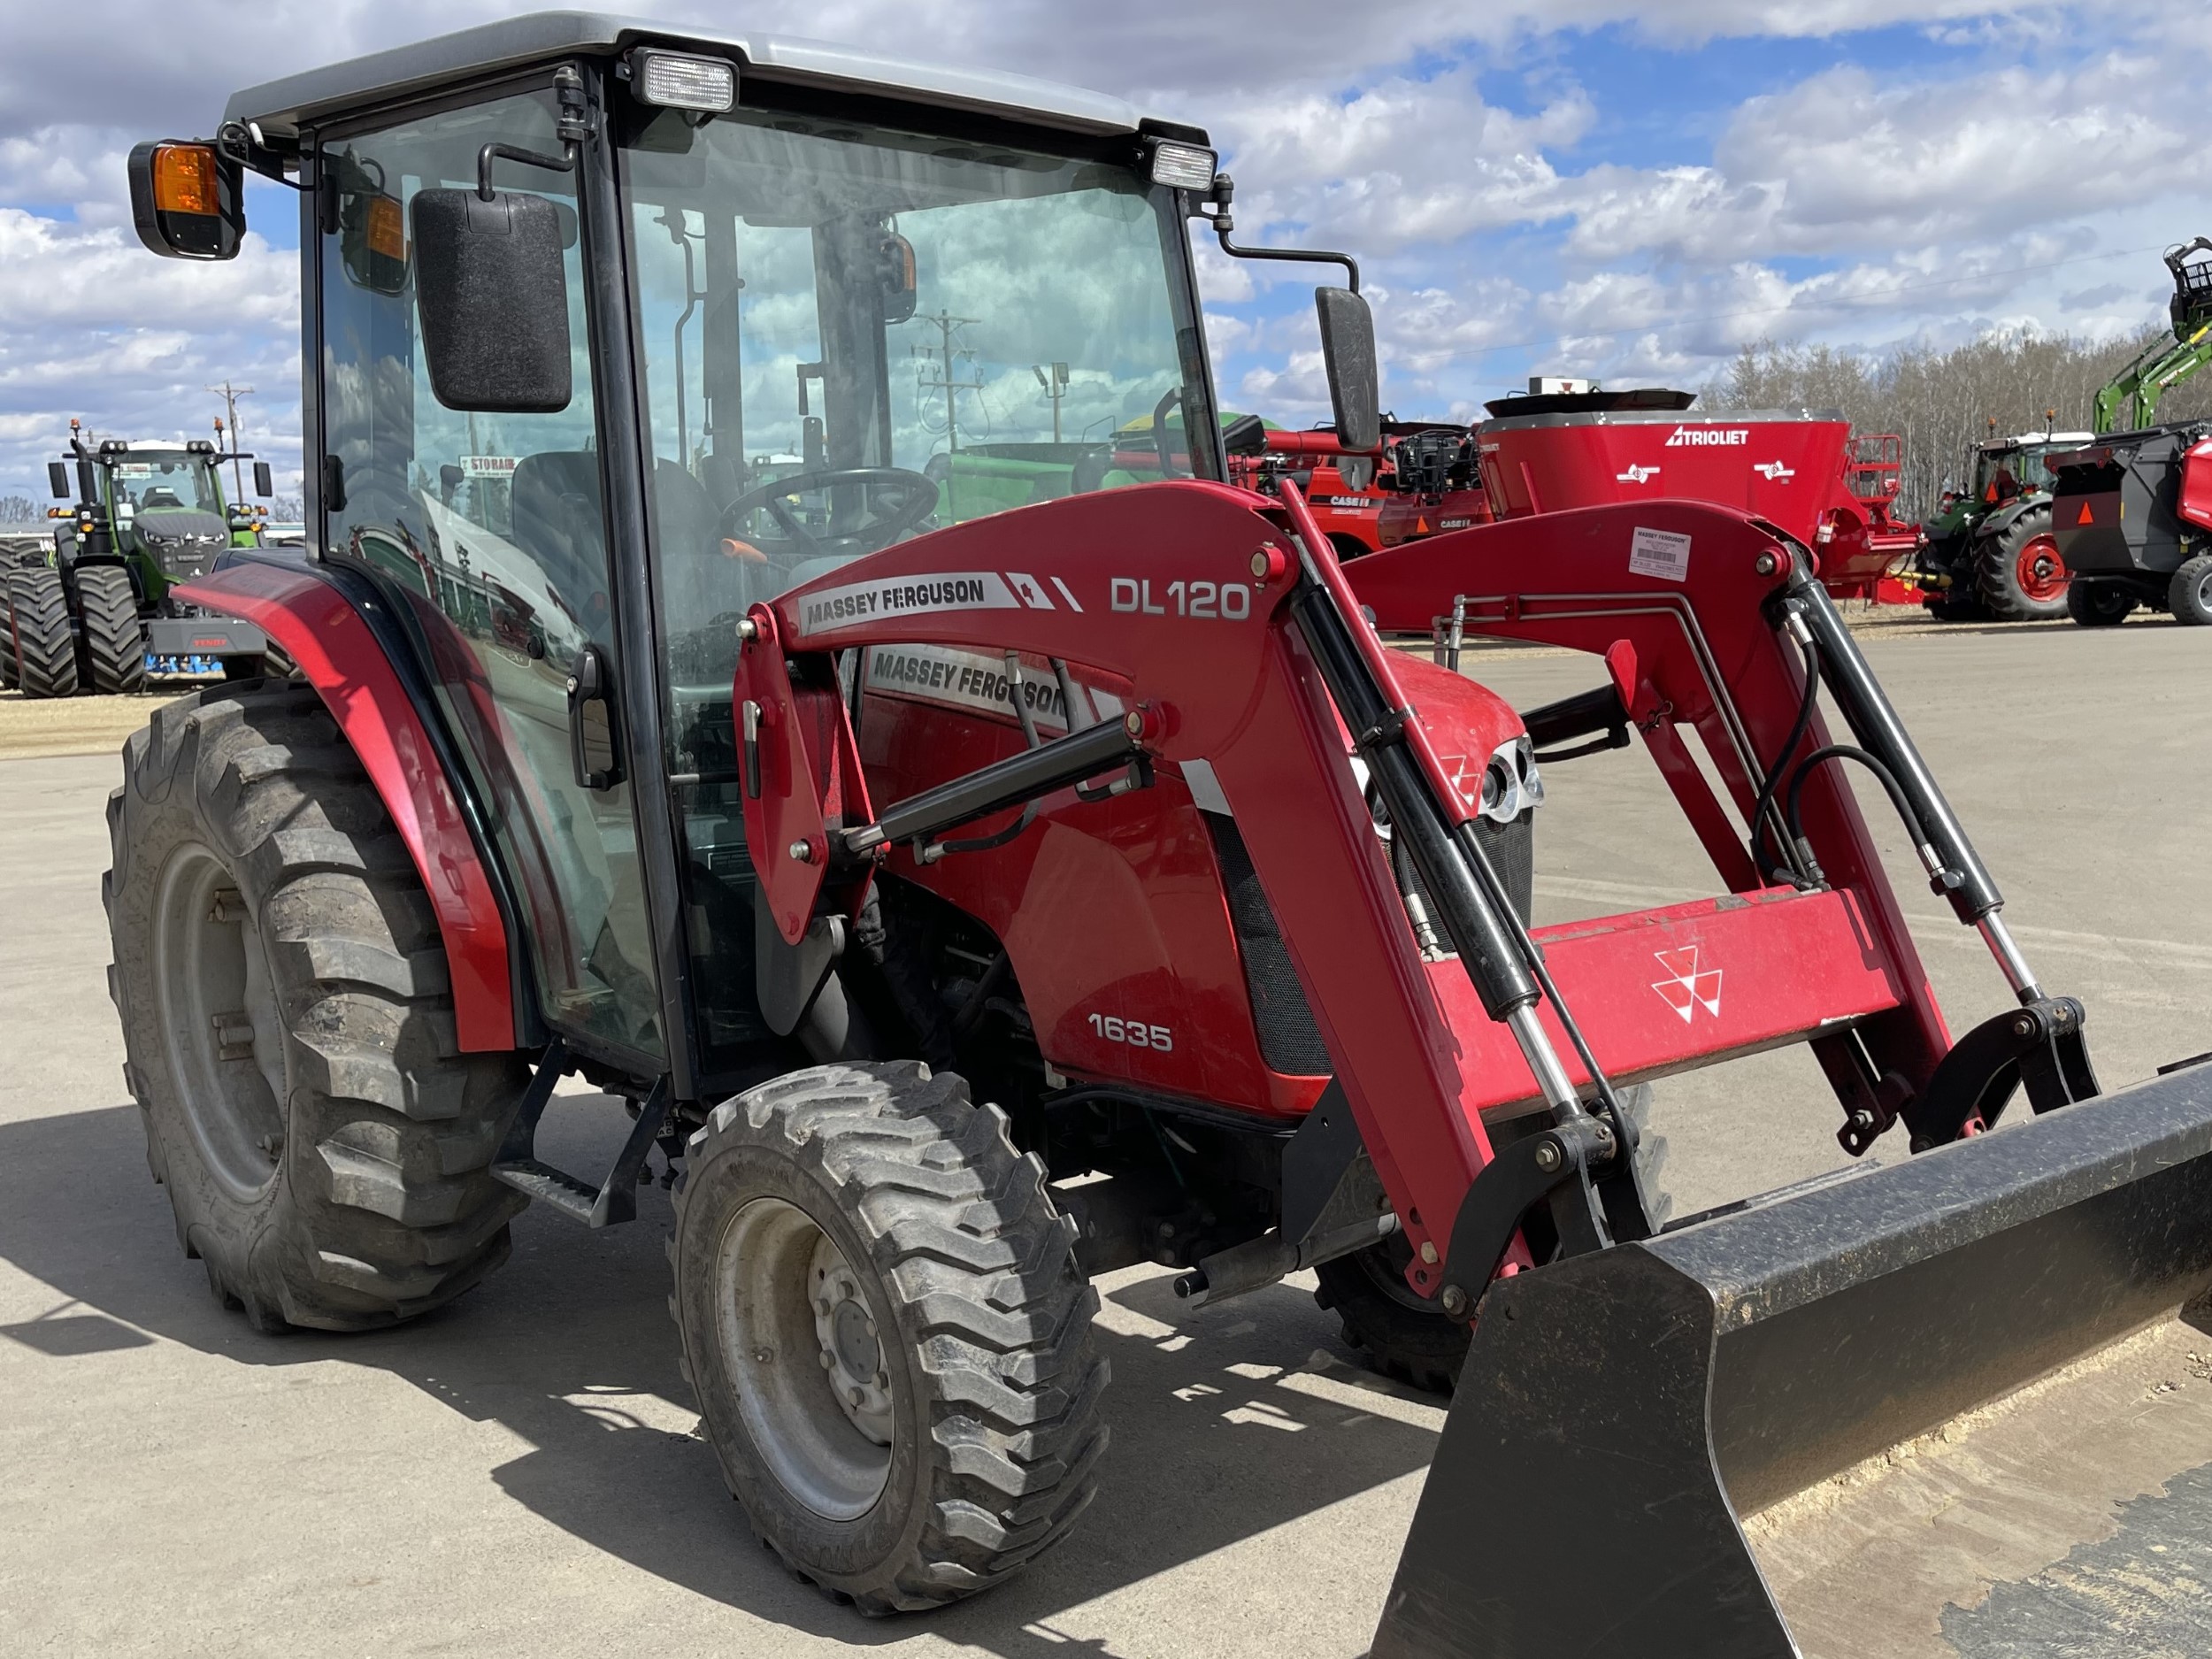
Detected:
left=1977, top=506, right=2070, bottom=621
left=1316, top=1083, right=1670, bottom=1394
left=76, top=565, right=146, bottom=694
left=671, top=1062, right=1107, bottom=1613
left=2168, top=554, right=2212, bottom=626
left=2066, top=579, right=2134, bottom=628
left=104, top=681, right=529, bottom=1330
left=6, top=565, right=78, bottom=697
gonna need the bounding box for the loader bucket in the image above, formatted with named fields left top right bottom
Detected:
left=1372, top=1064, right=2212, bottom=1659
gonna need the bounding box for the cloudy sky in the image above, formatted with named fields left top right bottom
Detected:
left=2, top=0, right=2204, bottom=504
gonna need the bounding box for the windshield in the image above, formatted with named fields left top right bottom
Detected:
left=621, top=104, right=1209, bottom=672
left=1970, top=445, right=2060, bottom=503
left=111, top=453, right=222, bottom=515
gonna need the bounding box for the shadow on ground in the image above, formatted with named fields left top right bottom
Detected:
left=0, top=1098, right=1440, bottom=1655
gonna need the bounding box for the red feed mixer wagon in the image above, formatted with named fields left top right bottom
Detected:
left=1473, top=386, right=1916, bottom=602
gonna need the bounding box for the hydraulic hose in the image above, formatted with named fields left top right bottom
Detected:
left=1748, top=631, right=1823, bottom=884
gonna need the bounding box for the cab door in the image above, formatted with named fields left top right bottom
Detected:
left=315, top=84, right=665, bottom=1066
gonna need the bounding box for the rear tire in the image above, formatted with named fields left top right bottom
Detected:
left=1976, top=505, right=2069, bottom=621
left=670, top=1061, right=1107, bottom=1613
left=2168, top=555, right=2212, bottom=626
left=76, top=565, right=146, bottom=694
left=104, top=681, right=529, bottom=1331
left=5, top=565, right=78, bottom=698
left=1316, top=1083, right=1670, bottom=1394
left=2066, top=579, right=2133, bottom=628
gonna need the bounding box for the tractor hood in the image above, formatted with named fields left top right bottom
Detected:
left=132, top=510, right=231, bottom=576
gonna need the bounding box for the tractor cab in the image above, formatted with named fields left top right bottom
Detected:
left=132, top=20, right=1247, bottom=1098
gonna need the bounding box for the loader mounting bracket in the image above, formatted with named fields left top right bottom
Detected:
left=1439, top=1115, right=1616, bottom=1320
left=491, top=1039, right=673, bottom=1226
left=1899, top=995, right=2099, bottom=1152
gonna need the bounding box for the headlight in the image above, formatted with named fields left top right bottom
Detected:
left=1148, top=140, right=1217, bottom=191
left=1476, top=733, right=1544, bottom=824
left=633, top=49, right=737, bottom=113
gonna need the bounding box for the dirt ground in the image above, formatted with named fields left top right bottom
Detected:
left=0, top=684, right=196, bottom=761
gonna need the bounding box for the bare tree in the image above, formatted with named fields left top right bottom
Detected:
left=0, top=493, right=38, bottom=523
left=1700, top=329, right=2212, bottom=521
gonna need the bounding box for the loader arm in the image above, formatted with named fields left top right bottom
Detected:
left=731, top=481, right=2007, bottom=1286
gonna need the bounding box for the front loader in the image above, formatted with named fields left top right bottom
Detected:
left=109, top=15, right=2212, bottom=1654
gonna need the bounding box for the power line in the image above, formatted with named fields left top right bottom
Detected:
left=1413, top=242, right=2170, bottom=367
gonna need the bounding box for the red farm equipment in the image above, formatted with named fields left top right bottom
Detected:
left=1226, top=419, right=1470, bottom=559
left=1472, top=385, right=1916, bottom=602
left=108, top=15, right=2212, bottom=1655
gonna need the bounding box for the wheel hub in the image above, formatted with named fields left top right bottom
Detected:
left=812, top=1233, right=894, bottom=1446
left=2016, top=534, right=2069, bottom=603
left=713, top=1195, right=893, bottom=1520
left=150, top=843, right=286, bottom=1203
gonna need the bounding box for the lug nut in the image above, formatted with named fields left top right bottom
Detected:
left=1440, top=1285, right=1468, bottom=1317
left=818, top=1351, right=834, bottom=1369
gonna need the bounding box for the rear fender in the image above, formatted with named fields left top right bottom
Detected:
left=176, top=560, right=518, bottom=1052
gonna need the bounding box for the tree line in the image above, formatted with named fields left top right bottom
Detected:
left=1699, top=327, right=2212, bottom=522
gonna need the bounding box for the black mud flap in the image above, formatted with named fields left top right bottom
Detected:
left=1371, top=1064, right=2212, bottom=1659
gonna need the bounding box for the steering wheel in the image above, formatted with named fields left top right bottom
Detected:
left=715, top=467, right=939, bottom=560
left=1143, top=388, right=1193, bottom=479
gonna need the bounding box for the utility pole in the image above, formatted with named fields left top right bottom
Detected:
left=912, top=311, right=981, bottom=518
left=208, top=381, right=254, bottom=499
left=1032, top=361, right=1071, bottom=442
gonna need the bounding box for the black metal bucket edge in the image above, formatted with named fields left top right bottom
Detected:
left=1371, top=1064, right=2212, bottom=1659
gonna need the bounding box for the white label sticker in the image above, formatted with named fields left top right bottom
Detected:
left=862, top=641, right=1122, bottom=731
left=1630, top=526, right=1692, bottom=582
left=797, top=572, right=1020, bottom=635
left=463, top=455, right=518, bottom=478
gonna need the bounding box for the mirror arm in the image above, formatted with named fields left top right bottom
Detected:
left=1195, top=174, right=1359, bottom=293
left=477, top=142, right=574, bottom=202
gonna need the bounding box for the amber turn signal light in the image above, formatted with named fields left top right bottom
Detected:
left=150, top=143, right=219, bottom=217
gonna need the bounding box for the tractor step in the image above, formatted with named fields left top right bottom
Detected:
left=489, top=1041, right=670, bottom=1229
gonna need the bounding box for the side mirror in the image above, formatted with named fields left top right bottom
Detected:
left=1316, top=287, right=1380, bottom=455
left=879, top=232, right=918, bottom=325
left=252, top=460, right=273, bottom=499
left=48, top=462, right=71, bottom=501
left=127, top=141, right=243, bottom=261
left=340, top=187, right=411, bottom=296
left=411, top=188, right=572, bottom=414
left=1220, top=412, right=1269, bottom=457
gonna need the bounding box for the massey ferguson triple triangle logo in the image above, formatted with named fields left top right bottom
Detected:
left=1651, top=947, right=1722, bottom=1022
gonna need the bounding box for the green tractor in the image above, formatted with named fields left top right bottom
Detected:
left=1909, top=427, right=2090, bottom=622
left=3, top=425, right=278, bottom=697
left=1913, top=237, right=2212, bottom=625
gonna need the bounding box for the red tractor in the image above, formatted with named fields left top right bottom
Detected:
left=1377, top=423, right=1492, bottom=548
left=1227, top=419, right=1470, bottom=559
left=110, top=17, right=2212, bottom=1655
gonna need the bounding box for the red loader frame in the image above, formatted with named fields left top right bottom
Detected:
left=732, top=476, right=2085, bottom=1301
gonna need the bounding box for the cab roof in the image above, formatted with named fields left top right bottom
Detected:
left=225, top=10, right=1185, bottom=142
